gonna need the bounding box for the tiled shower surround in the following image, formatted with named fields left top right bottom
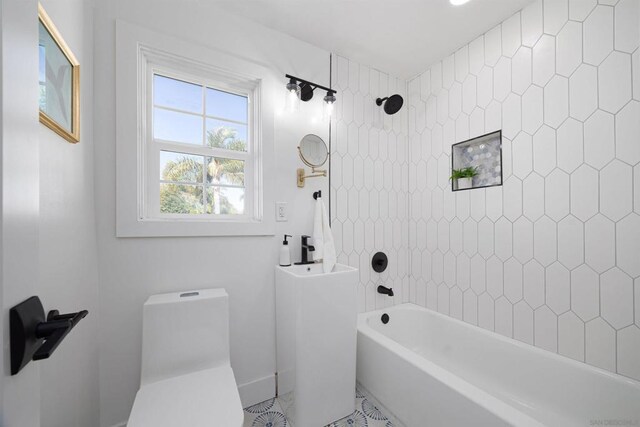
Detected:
left=332, top=0, right=640, bottom=383
left=330, top=55, right=410, bottom=312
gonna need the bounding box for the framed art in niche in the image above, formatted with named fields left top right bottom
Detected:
left=38, top=3, right=80, bottom=143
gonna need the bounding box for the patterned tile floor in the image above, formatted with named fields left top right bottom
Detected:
left=243, top=388, right=394, bottom=427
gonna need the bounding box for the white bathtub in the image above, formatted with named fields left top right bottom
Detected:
left=357, top=303, right=640, bottom=427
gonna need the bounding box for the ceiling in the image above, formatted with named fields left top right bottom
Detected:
left=216, top=0, right=535, bottom=78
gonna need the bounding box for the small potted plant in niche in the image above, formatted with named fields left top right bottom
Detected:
left=450, top=166, right=478, bottom=190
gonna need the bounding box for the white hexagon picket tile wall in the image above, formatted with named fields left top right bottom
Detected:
left=598, top=52, right=632, bottom=114
left=544, top=76, right=569, bottom=128
left=394, top=1, right=640, bottom=383
left=522, top=85, right=544, bottom=134
left=502, top=94, right=522, bottom=140
left=571, top=265, right=600, bottom=322
left=558, top=312, right=585, bottom=361
left=514, top=301, right=535, bottom=344
left=514, top=217, right=534, bottom=263
left=495, top=296, right=514, bottom=338
left=615, top=0, right=640, bottom=53
left=533, top=35, right=556, bottom=86
left=616, top=213, right=640, bottom=278
left=617, top=326, right=640, bottom=381
left=546, top=262, right=571, bottom=314
left=535, top=306, right=558, bottom=352
left=534, top=216, right=557, bottom=266
left=495, top=217, right=513, bottom=261
left=503, top=177, right=523, bottom=221
left=600, top=159, right=633, bottom=221
left=512, top=47, right=533, bottom=95
left=615, top=101, right=640, bottom=165
left=569, top=64, right=598, bottom=121
left=545, top=169, right=570, bottom=221
left=557, top=215, right=584, bottom=269
left=583, top=5, right=614, bottom=66
left=601, top=268, right=634, bottom=330
left=533, top=126, right=557, bottom=176
left=523, top=173, right=545, bottom=221
left=522, top=0, right=543, bottom=47
left=584, top=214, right=616, bottom=273
left=504, top=258, right=524, bottom=303
left=570, top=164, right=598, bottom=221
left=524, top=260, right=545, bottom=308
left=486, top=256, right=504, bottom=299
left=569, top=0, right=597, bottom=22
left=544, top=0, right=568, bottom=35
left=512, top=132, right=533, bottom=179
left=633, top=50, right=640, bottom=101
left=556, top=21, right=582, bottom=77
left=494, top=57, right=512, bottom=102
left=635, top=165, right=640, bottom=213
left=584, top=110, right=615, bottom=170
left=586, top=318, right=616, bottom=372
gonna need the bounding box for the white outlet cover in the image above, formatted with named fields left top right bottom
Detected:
left=276, top=202, right=288, bottom=222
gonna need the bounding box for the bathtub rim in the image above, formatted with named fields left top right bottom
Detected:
left=357, top=303, right=640, bottom=427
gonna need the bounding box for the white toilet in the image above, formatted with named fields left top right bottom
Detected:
left=128, top=288, right=244, bottom=427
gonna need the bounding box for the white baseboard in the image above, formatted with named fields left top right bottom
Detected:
left=108, top=422, right=127, bottom=427
left=238, top=374, right=276, bottom=408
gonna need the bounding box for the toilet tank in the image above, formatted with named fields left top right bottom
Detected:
left=140, top=288, right=230, bottom=386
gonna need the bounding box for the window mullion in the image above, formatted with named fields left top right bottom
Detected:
left=153, top=140, right=249, bottom=160
left=201, top=84, right=208, bottom=214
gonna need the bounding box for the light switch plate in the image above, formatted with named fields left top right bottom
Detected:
left=276, top=202, right=288, bottom=222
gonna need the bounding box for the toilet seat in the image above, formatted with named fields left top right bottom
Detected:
left=127, top=365, right=244, bottom=427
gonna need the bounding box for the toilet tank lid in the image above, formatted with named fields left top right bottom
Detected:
left=144, top=288, right=227, bottom=306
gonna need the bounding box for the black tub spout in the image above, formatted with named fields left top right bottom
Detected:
left=377, top=285, right=394, bottom=297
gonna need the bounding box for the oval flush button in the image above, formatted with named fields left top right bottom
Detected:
left=180, top=292, right=199, bottom=298
left=371, top=252, right=388, bottom=273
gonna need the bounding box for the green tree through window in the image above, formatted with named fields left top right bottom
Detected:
left=160, top=127, right=247, bottom=215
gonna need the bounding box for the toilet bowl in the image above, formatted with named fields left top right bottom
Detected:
left=128, top=288, right=244, bottom=427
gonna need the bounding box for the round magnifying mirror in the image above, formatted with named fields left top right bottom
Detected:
left=298, top=134, right=328, bottom=168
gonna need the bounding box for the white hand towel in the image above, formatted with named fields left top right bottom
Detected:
left=313, top=199, right=325, bottom=260
left=312, top=198, right=336, bottom=273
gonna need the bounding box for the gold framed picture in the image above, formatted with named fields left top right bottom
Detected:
left=38, top=3, right=80, bottom=143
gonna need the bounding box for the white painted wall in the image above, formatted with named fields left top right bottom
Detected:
left=37, top=0, right=100, bottom=426
left=93, top=1, right=332, bottom=425
left=1, top=0, right=41, bottom=426
left=407, top=0, right=640, bottom=382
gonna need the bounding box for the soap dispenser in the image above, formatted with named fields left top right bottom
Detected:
left=280, top=235, right=292, bottom=267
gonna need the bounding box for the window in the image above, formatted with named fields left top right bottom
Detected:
left=116, top=23, right=274, bottom=237
left=148, top=74, right=252, bottom=218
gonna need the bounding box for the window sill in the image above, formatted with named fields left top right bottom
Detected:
left=116, top=217, right=275, bottom=238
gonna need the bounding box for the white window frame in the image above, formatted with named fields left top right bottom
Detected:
left=116, top=21, right=275, bottom=237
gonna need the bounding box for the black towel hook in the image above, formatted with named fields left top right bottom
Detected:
left=313, top=190, right=322, bottom=200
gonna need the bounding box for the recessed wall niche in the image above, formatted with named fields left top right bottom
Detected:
left=451, top=130, right=502, bottom=192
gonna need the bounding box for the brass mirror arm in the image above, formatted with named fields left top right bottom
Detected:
left=297, top=168, right=327, bottom=188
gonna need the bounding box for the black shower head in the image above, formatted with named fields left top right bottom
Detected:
left=376, top=94, right=404, bottom=115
